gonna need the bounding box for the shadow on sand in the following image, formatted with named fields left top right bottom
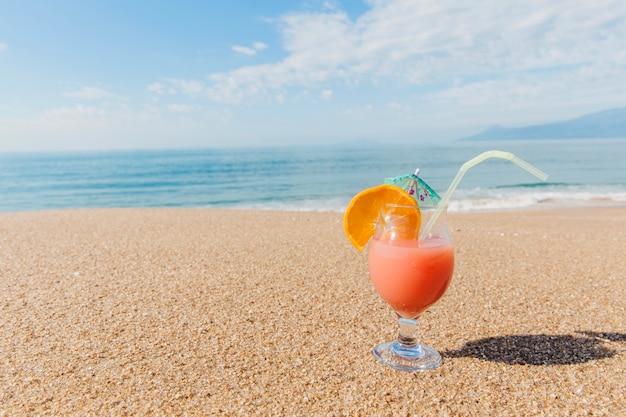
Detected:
left=443, top=331, right=625, bottom=366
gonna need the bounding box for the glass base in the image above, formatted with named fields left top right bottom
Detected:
left=373, top=341, right=442, bottom=372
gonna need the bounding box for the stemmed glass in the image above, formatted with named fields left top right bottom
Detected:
left=368, top=204, right=454, bottom=372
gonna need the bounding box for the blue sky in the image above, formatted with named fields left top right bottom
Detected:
left=1, top=0, right=625, bottom=151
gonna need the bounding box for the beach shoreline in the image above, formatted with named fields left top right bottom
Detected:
left=1, top=207, right=624, bottom=415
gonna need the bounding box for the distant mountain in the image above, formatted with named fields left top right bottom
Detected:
left=459, top=107, right=626, bottom=141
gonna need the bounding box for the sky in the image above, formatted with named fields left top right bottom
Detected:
left=0, top=0, right=625, bottom=152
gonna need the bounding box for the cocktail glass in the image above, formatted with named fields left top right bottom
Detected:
left=368, top=204, right=454, bottom=372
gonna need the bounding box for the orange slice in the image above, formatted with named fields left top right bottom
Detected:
left=343, top=184, right=420, bottom=251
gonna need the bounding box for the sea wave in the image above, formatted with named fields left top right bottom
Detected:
left=2, top=140, right=625, bottom=213
left=231, top=197, right=350, bottom=213
left=229, top=186, right=626, bottom=213
left=441, top=186, right=626, bottom=212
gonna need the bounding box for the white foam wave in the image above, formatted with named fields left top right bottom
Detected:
left=448, top=188, right=626, bottom=212
left=232, top=197, right=349, bottom=212
left=223, top=184, right=626, bottom=213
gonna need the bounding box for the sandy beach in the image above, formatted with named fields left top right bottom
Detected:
left=1, top=207, right=624, bottom=416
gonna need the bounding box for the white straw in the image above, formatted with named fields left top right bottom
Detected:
left=419, top=150, right=549, bottom=239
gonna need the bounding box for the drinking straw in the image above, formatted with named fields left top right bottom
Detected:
left=419, top=150, right=549, bottom=239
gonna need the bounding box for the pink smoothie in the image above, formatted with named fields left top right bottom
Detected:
left=368, top=237, right=454, bottom=319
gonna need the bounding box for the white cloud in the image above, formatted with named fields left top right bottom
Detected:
left=147, top=82, right=174, bottom=95
left=170, top=79, right=204, bottom=95
left=197, top=0, right=626, bottom=110
left=64, top=86, right=124, bottom=101
left=148, top=79, right=204, bottom=96
left=3, top=1, right=626, bottom=152
left=253, top=42, right=268, bottom=51
left=131, top=0, right=626, bottom=144
left=232, top=45, right=257, bottom=56
left=18, top=105, right=111, bottom=135
left=0, top=103, right=226, bottom=151
left=41, top=105, right=103, bottom=119
left=232, top=41, right=269, bottom=56
left=167, top=104, right=197, bottom=113
left=386, top=101, right=410, bottom=113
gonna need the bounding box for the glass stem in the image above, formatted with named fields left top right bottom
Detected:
left=397, top=317, right=418, bottom=348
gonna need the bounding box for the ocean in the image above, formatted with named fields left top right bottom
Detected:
left=1, top=138, right=625, bottom=213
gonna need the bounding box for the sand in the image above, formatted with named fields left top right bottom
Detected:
left=1, top=207, right=625, bottom=416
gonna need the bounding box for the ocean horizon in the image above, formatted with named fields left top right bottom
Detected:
left=1, top=138, right=625, bottom=214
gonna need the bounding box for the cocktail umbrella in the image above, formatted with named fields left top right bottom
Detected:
left=384, top=169, right=442, bottom=206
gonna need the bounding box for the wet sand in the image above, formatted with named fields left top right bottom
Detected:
left=1, top=207, right=625, bottom=416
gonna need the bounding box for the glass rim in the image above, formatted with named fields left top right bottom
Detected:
left=383, top=203, right=447, bottom=210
